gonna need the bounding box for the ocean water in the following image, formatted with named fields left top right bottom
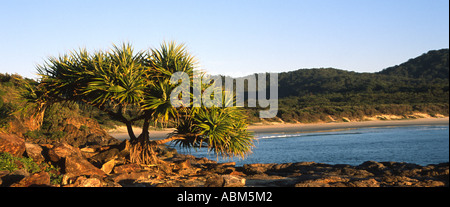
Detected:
left=170, top=125, right=449, bottom=166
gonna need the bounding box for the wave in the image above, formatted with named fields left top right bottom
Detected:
left=254, top=125, right=449, bottom=140
left=256, top=131, right=363, bottom=140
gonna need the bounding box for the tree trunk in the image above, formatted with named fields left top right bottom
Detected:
left=139, top=117, right=151, bottom=142
left=129, top=117, right=157, bottom=165
left=126, top=122, right=137, bottom=141
left=127, top=115, right=187, bottom=165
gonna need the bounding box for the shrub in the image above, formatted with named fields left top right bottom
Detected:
left=0, top=152, right=62, bottom=185
left=0, top=152, right=40, bottom=174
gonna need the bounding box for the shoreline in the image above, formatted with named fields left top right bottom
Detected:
left=108, top=117, right=449, bottom=140
left=248, top=117, right=449, bottom=134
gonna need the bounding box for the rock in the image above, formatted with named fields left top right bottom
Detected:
left=84, top=133, right=120, bottom=147
left=156, top=144, right=178, bottom=159
left=0, top=133, right=25, bottom=157
left=0, top=170, right=9, bottom=186
left=359, top=160, right=385, bottom=169
left=348, top=178, right=380, bottom=187
left=101, top=159, right=116, bottom=174
left=204, top=174, right=245, bottom=187
left=24, top=142, right=45, bottom=163
left=90, top=148, right=119, bottom=166
left=10, top=171, right=51, bottom=187
left=331, top=167, right=374, bottom=178
left=0, top=169, right=29, bottom=187
left=412, top=179, right=445, bottom=187
left=205, top=174, right=224, bottom=187
left=295, top=176, right=350, bottom=187
left=47, top=142, right=83, bottom=163
left=176, top=159, right=191, bottom=169
left=61, top=173, right=78, bottom=186
left=110, top=171, right=155, bottom=186
left=222, top=175, right=246, bottom=187
left=75, top=177, right=103, bottom=187
left=204, top=162, right=236, bottom=174
left=173, top=159, right=196, bottom=175
left=80, top=147, right=96, bottom=153
left=194, top=157, right=217, bottom=165
left=52, top=117, right=120, bottom=148
left=113, top=163, right=142, bottom=174
left=243, top=163, right=275, bottom=175
left=381, top=176, right=416, bottom=186
left=64, top=154, right=106, bottom=177
left=63, top=176, right=103, bottom=187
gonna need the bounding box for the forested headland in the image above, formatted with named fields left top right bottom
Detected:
left=245, top=48, right=449, bottom=123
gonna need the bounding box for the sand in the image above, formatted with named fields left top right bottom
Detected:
left=108, top=117, right=449, bottom=140
left=248, top=117, right=449, bottom=134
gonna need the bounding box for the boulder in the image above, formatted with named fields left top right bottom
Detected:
left=59, top=117, right=121, bottom=147
left=24, top=142, right=45, bottom=163
left=113, top=163, right=142, bottom=174
left=90, top=148, right=119, bottom=166
left=205, top=174, right=246, bottom=187
left=74, top=177, right=103, bottom=187
left=63, top=176, right=104, bottom=187
left=0, top=169, right=29, bottom=187
left=358, top=161, right=391, bottom=176
left=80, top=147, right=97, bottom=153
left=0, top=170, right=9, bottom=186
left=204, top=162, right=236, bottom=174
left=222, top=175, right=246, bottom=187
left=47, top=142, right=83, bottom=163
left=10, top=171, right=51, bottom=187
left=243, top=163, right=275, bottom=175
left=61, top=173, right=78, bottom=186
left=64, top=154, right=106, bottom=177
left=205, top=174, right=224, bottom=187
left=111, top=171, right=155, bottom=186
left=0, top=133, right=25, bottom=157
left=101, top=159, right=116, bottom=174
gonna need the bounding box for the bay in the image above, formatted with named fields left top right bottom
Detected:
left=170, top=125, right=449, bottom=166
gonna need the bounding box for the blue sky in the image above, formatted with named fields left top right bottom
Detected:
left=0, top=0, right=448, bottom=78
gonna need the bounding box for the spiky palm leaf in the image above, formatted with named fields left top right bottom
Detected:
left=83, top=44, right=147, bottom=107
left=197, top=107, right=253, bottom=159
left=172, top=106, right=254, bottom=159
left=146, top=41, right=197, bottom=77
left=33, top=41, right=255, bottom=163
left=142, top=41, right=197, bottom=124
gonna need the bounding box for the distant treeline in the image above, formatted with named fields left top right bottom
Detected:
left=242, top=49, right=449, bottom=123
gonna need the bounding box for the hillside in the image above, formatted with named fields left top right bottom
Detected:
left=278, top=49, right=449, bottom=99
left=249, top=49, right=449, bottom=123
left=378, top=49, right=449, bottom=81
left=0, top=73, right=122, bottom=144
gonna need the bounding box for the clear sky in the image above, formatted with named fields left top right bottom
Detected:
left=0, top=0, right=449, bottom=78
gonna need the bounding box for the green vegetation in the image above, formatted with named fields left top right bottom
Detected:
left=250, top=49, right=449, bottom=123
left=29, top=42, right=253, bottom=164
left=0, top=152, right=41, bottom=173
left=0, top=152, right=62, bottom=185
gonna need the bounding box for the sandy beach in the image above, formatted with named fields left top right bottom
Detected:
left=108, top=117, right=449, bottom=140
left=248, top=117, right=449, bottom=134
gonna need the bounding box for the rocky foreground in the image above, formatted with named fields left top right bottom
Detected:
left=1, top=133, right=448, bottom=187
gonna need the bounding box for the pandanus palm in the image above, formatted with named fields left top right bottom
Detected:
left=34, top=42, right=254, bottom=165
